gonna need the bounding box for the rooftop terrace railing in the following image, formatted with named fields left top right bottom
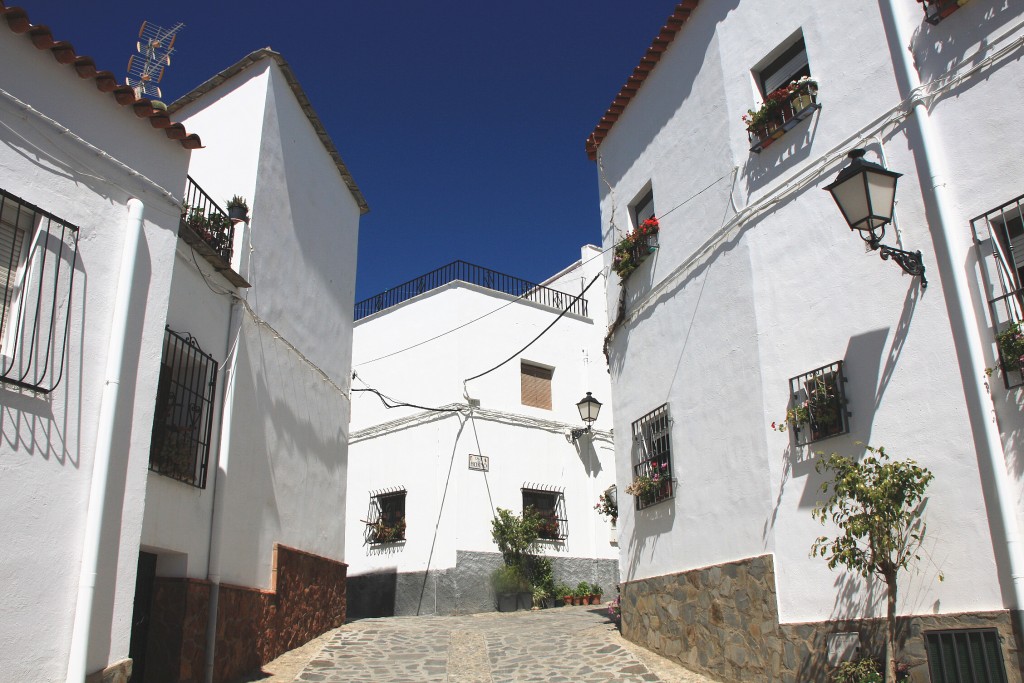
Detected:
left=354, top=260, right=588, bottom=321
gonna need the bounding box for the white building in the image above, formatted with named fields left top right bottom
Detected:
left=134, top=48, right=366, bottom=683
left=0, top=9, right=365, bottom=682
left=587, top=1, right=1024, bottom=681
left=0, top=9, right=196, bottom=683
left=345, top=249, right=619, bottom=616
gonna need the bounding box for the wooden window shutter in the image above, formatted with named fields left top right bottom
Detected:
left=521, top=362, right=552, bottom=409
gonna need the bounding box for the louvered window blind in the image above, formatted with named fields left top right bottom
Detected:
left=521, top=362, right=553, bottom=410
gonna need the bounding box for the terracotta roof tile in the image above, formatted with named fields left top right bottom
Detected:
left=0, top=2, right=201, bottom=150
left=585, top=0, right=700, bottom=160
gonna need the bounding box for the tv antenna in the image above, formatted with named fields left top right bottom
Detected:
left=126, top=20, right=184, bottom=100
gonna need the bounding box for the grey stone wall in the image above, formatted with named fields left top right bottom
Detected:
left=622, top=554, right=1023, bottom=683
left=347, top=550, right=619, bottom=619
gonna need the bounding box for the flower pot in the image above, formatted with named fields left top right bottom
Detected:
left=517, top=591, right=533, bottom=611
left=592, top=594, right=602, bottom=605
left=227, top=205, right=248, bottom=221
left=497, top=593, right=517, bottom=612
left=562, top=595, right=573, bottom=606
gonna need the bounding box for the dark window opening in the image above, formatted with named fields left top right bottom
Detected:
left=786, top=361, right=849, bottom=446
left=365, top=489, right=406, bottom=544
left=925, top=629, right=1008, bottom=683
left=759, top=36, right=810, bottom=96
left=631, top=404, right=673, bottom=509
left=522, top=487, right=567, bottom=541
left=149, top=327, right=218, bottom=488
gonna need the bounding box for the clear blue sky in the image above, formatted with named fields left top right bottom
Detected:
left=27, top=1, right=675, bottom=301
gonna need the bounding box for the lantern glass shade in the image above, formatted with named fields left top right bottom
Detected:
left=576, top=392, right=602, bottom=425
left=825, top=150, right=901, bottom=239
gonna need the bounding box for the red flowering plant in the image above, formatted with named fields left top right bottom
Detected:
left=743, top=77, right=818, bottom=137
left=612, top=217, right=660, bottom=280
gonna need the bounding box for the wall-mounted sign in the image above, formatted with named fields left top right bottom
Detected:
left=468, top=454, right=489, bottom=472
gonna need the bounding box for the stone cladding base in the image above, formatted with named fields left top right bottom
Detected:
left=621, top=554, right=1023, bottom=683
left=212, top=543, right=347, bottom=683
left=147, top=577, right=211, bottom=683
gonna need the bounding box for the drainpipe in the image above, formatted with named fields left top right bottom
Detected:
left=203, top=241, right=246, bottom=683
left=66, top=198, right=145, bottom=683
left=880, top=0, right=1024, bottom=638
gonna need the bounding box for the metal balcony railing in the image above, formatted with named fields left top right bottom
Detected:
left=181, top=176, right=234, bottom=263
left=354, top=260, right=588, bottom=321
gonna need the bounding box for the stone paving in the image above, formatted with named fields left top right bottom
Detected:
left=288, top=605, right=721, bottom=683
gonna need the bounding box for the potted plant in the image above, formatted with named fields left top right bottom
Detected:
left=626, top=470, right=665, bottom=506
left=612, top=217, right=660, bottom=279
left=492, top=565, right=525, bottom=612
left=225, top=195, right=248, bottom=221
left=555, top=582, right=573, bottom=606
left=594, top=491, right=617, bottom=524
left=996, top=320, right=1024, bottom=372
left=607, top=594, right=621, bottom=625
left=574, top=581, right=592, bottom=605
left=590, top=584, right=603, bottom=605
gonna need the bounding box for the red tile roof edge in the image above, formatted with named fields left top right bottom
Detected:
left=168, top=48, right=369, bottom=215
left=585, top=0, right=700, bottom=161
left=0, top=2, right=202, bottom=150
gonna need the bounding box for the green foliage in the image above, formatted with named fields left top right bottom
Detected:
left=526, top=556, right=555, bottom=595
left=591, top=584, right=603, bottom=595
left=831, top=658, right=883, bottom=683
left=574, top=581, right=592, bottom=597
left=554, top=582, right=573, bottom=598
left=491, top=507, right=541, bottom=568
left=812, top=444, right=935, bottom=682
left=811, top=445, right=933, bottom=579
left=996, top=320, right=1024, bottom=371
left=225, top=194, right=248, bottom=210
left=491, top=565, right=529, bottom=594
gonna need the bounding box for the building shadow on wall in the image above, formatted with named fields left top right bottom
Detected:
left=623, top=501, right=674, bottom=583
left=347, top=568, right=398, bottom=620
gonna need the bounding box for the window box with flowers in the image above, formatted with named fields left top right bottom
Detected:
left=918, top=0, right=969, bottom=25
left=612, top=217, right=660, bottom=280
left=744, top=77, right=819, bottom=154
left=363, top=488, right=407, bottom=545
left=629, top=404, right=674, bottom=510
left=773, top=361, right=849, bottom=446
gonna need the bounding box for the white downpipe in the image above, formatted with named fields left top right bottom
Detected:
left=66, top=198, right=145, bottom=683
left=203, top=295, right=244, bottom=683
left=881, top=0, right=1024, bottom=627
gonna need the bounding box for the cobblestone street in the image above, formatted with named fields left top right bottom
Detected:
left=273, top=605, right=720, bottom=683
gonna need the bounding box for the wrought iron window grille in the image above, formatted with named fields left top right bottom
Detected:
left=0, top=189, right=80, bottom=393
left=364, top=487, right=406, bottom=545
left=354, top=260, right=588, bottom=321
left=521, top=484, right=567, bottom=541
left=785, top=361, right=850, bottom=446
left=148, top=327, right=218, bottom=488
left=920, top=0, right=966, bottom=25
left=631, top=404, right=674, bottom=510
left=925, top=628, right=1008, bottom=683
left=971, top=192, right=1024, bottom=389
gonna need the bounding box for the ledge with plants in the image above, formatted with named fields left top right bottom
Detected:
left=772, top=369, right=847, bottom=445
left=369, top=517, right=406, bottom=544
left=626, top=462, right=671, bottom=509
left=744, top=77, right=819, bottom=154
left=181, top=205, right=234, bottom=261
left=612, top=217, right=659, bottom=280
left=917, top=0, right=969, bottom=25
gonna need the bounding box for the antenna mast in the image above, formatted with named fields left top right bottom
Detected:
left=126, top=21, right=184, bottom=101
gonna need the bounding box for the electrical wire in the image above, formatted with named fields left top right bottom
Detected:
left=351, top=387, right=464, bottom=413
left=464, top=272, right=601, bottom=383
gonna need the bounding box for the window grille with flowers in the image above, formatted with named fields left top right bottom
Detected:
left=522, top=486, right=567, bottom=541
left=628, top=404, right=673, bottom=510
left=364, top=488, right=406, bottom=544
left=971, top=193, right=1024, bottom=389
left=777, top=361, right=849, bottom=446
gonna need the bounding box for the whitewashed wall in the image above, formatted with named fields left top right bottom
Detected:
left=597, top=0, right=1021, bottom=627
left=166, top=54, right=361, bottom=589
left=0, top=28, right=189, bottom=682
left=346, top=247, right=617, bottom=580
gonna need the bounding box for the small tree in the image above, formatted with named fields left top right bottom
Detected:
left=490, top=507, right=541, bottom=568
left=811, top=445, right=935, bottom=683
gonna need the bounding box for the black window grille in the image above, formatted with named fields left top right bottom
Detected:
left=0, top=189, right=79, bottom=393
left=631, top=404, right=673, bottom=510
left=521, top=485, right=567, bottom=541
left=925, top=629, right=1008, bottom=683
left=786, top=361, right=849, bottom=446
left=149, top=327, right=218, bottom=488
left=364, top=488, right=406, bottom=544
left=971, top=193, right=1024, bottom=388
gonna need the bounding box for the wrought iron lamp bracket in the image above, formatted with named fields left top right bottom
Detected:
left=568, top=426, right=592, bottom=443
left=870, top=239, right=928, bottom=289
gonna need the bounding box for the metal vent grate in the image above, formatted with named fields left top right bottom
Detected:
left=925, top=629, right=1008, bottom=683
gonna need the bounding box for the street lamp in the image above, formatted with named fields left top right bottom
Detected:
left=824, top=149, right=927, bottom=288
left=569, top=392, right=602, bottom=443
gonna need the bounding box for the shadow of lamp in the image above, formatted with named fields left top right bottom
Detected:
left=824, top=149, right=927, bottom=289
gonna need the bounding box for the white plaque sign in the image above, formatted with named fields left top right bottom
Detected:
left=468, top=454, right=489, bottom=471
